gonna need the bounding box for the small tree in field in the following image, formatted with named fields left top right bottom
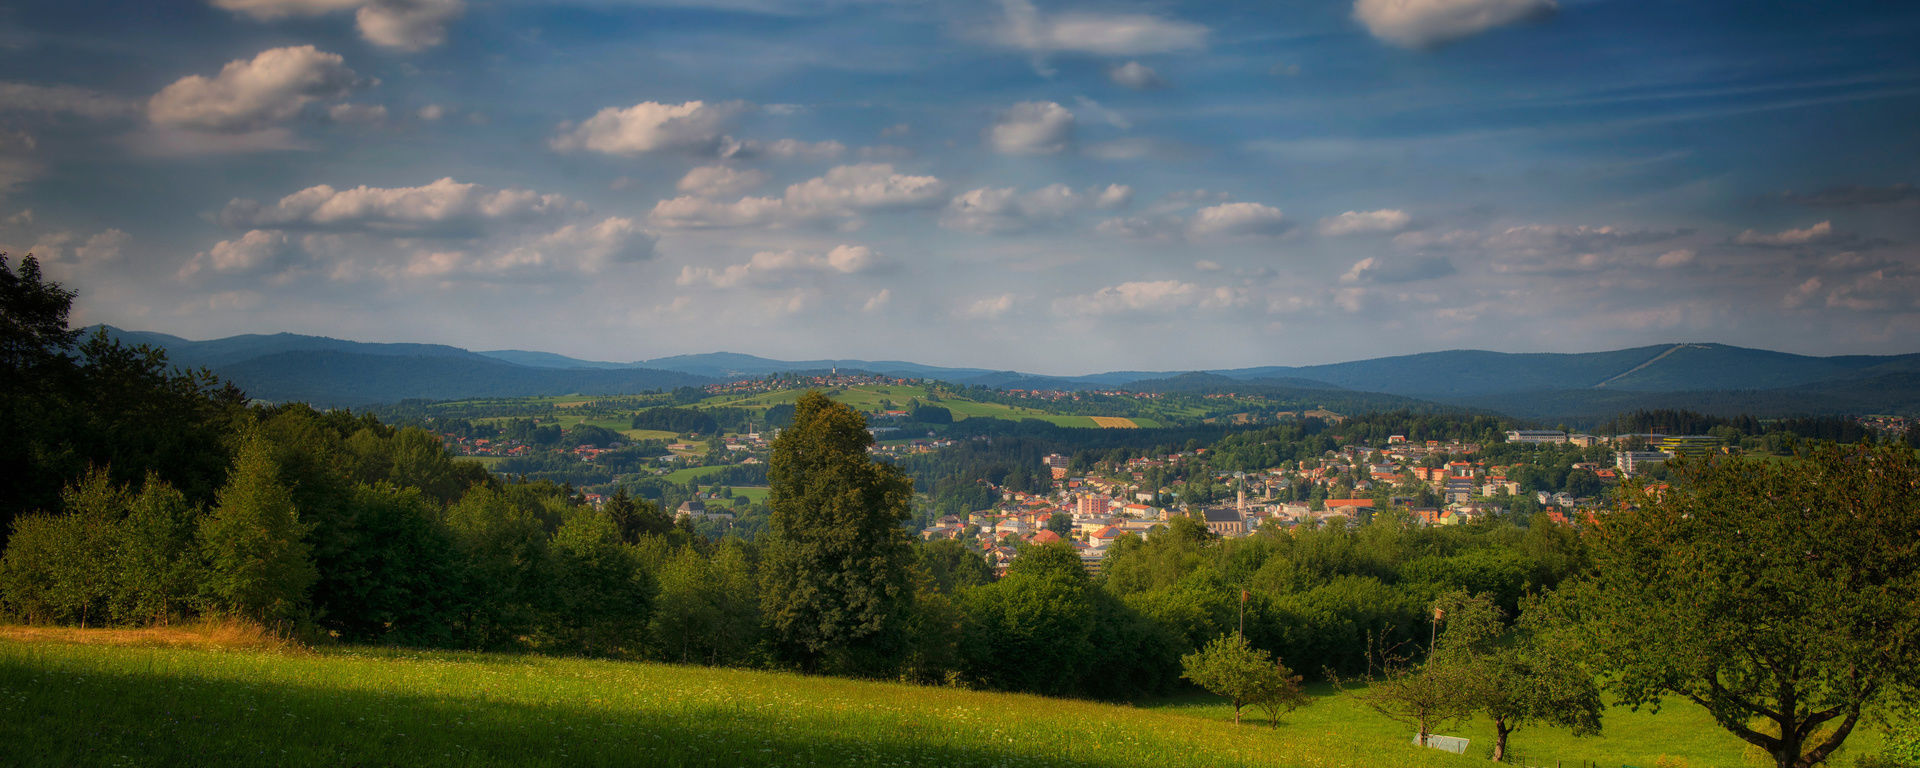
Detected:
left=1182, top=633, right=1307, bottom=726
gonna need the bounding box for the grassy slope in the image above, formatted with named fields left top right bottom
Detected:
left=3, top=637, right=1473, bottom=768
left=3, top=634, right=1890, bottom=768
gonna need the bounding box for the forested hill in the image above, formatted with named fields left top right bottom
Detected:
left=96, top=326, right=1920, bottom=417
left=96, top=327, right=713, bottom=407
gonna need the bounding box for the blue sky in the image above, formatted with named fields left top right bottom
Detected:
left=2, top=0, right=1917, bottom=374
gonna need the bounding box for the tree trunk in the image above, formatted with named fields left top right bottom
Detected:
left=1233, top=700, right=1242, bottom=725
left=1493, top=720, right=1513, bottom=763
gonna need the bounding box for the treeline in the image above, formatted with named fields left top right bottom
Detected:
left=1593, top=409, right=1875, bottom=444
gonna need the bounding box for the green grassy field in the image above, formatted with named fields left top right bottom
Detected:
left=5, top=635, right=1482, bottom=768
left=5, top=631, right=1883, bottom=768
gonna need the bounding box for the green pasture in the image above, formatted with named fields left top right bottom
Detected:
left=1, top=638, right=1480, bottom=768
left=1147, top=684, right=1884, bottom=768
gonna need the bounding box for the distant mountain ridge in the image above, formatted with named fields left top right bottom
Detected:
left=94, top=327, right=1920, bottom=419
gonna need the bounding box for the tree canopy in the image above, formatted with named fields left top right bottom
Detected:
left=761, top=391, right=914, bottom=674
left=1552, top=444, right=1920, bottom=768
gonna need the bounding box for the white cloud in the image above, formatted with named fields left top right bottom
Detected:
left=219, top=177, right=575, bottom=233
left=355, top=0, right=464, bottom=51
left=1353, top=0, right=1557, bottom=49
left=1655, top=248, right=1695, bottom=268
left=416, top=104, right=445, bottom=121
left=493, top=217, right=656, bottom=273
left=549, top=100, right=749, bottom=156
left=964, top=293, right=1016, bottom=319
left=327, top=102, right=387, bottom=124
left=677, top=244, right=879, bottom=288
left=992, top=0, right=1207, bottom=57
left=677, top=165, right=769, bottom=198
left=863, top=288, right=892, bottom=313
left=1093, top=184, right=1133, bottom=209
left=1317, top=209, right=1411, bottom=236
left=1339, top=255, right=1455, bottom=284
left=148, top=46, right=360, bottom=132
left=989, top=101, right=1074, bottom=155
left=1095, top=214, right=1183, bottom=240
left=1053, top=279, right=1205, bottom=316
left=72, top=229, right=130, bottom=265
left=1108, top=61, right=1164, bottom=90
left=0, top=82, right=139, bottom=119
left=651, top=163, right=943, bottom=229
left=1188, top=202, right=1291, bottom=238
left=785, top=163, right=947, bottom=210
left=180, top=229, right=290, bottom=277
left=940, top=183, right=1083, bottom=234
left=1734, top=220, right=1837, bottom=247
left=212, top=0, right=463, bottom=51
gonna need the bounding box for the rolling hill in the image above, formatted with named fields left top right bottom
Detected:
left=94, top=326, right=1920, bottom=419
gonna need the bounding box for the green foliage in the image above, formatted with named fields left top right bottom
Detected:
left=443, top=485, right=550, bottom=649
left=109, top=475, right=207, bottom=625
left=1552, top=443, right=1920, bottom=768
left=762, top=391, right=914, bottom=674
left=959, top=542, right=1096, bottom=695
left=197, top=432, right=317, bottom=628
left=544, top=507, right=652, bottom=656
left=649, top=541, right=760, bottom=665
left=1181, top=633, right=1307, bottom=726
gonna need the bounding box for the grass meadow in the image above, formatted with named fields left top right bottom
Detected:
left=5, top=627, right=1887, bottom=768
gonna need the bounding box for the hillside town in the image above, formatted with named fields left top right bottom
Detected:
left=918, top=429, right=1731, bottom=575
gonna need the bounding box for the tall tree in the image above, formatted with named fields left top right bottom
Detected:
left=0, top=254, right=81, bottom=537
left=1552, top=444, right=1920, bottom=768
left=761, top=391, right=914, bottom=674
left=197, top=430, right=317, bottom=628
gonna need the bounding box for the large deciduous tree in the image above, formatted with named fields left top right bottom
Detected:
left=762, top=391, right=914, bottom=674
left=1554, top=444, right=1920, bottom=768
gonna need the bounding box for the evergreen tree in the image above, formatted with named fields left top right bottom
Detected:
left=762, top=391, right=914, bottom=674
left=197, top=431, right=317, bottom=628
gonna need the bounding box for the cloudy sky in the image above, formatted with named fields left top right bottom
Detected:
left=2, top=0, right=1918, bottom=374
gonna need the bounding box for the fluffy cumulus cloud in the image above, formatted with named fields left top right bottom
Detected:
left=550, top=100, right=749, bottom=156
left=184, top=177, right=647, bottom=283
left=212, top=0, right=464, bottom=51
left=180, top=229, right=291, bottom=278
left=1353, top=0, right=1557, bottom=49
left=988, top=101, right=1074, bottom=155
left=1188, top=202, right=1291, bottom=238
left=219, top=177, right=574, bottom=233
left=492, top=216, right=655, bottom=273
left=1734, top=220, right=1839, bottom=247
left=1108, top=61, right=1164, bottom=90
left=992, top=0, right=1207, bottom=56
left=649, top=163, right=945, bottom=229
left=964, top=293, right=1017, bottom=319
left=677, top=244, right=878, bottom=288
left=1318, top=209, right=1411, bottom=236
left=1093, top=184, right=1133, bottom=209
left=940, top=183, right=1086, bottom=234
left=677, top=165, right=769, bottom=198
left=147, top=46, right=361, bottom=132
